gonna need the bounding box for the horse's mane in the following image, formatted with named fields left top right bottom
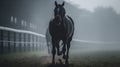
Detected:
left=67, top=15, right=74, bottom=25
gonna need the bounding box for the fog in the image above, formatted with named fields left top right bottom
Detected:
left=1, top=0, right=120, bottom=52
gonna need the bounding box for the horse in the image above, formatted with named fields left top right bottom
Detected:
left=48, top=1, right=74, bottom=64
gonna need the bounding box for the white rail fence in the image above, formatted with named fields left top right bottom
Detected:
left=0, top=26, right=46, bottom=54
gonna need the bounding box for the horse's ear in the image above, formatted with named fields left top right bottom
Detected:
left=55, top=1, right=57, bottom=6
left=62, top=1, right=65, bottom=6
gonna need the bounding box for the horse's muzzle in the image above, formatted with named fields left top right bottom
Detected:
left=55, top=15, right=62, bottom=22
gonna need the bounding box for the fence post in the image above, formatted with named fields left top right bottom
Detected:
left=31, top=34, right=34, bottom=51
left=13, top=32, right=16, bottom=52
left=25, top=33, right=28, bottom=51
left=30, top=34, right=32, bottom=51
left=21, top=33, right=24, bottom=52
left=39, top=37, right=41, bottom=50
left=19, top=33, right=22, bottom=52
left=16, top=32, right=19, bottom=52
left=28, top=34, right=30, bottom=51
left=0, top=30, right=3, bottom=54
left=37, top=36, right=39, bottom=50
left=3, top=30, right=6, bottom=53
left=24, top=33, right=26, bottom=52
left=34, top=35, right=36, bottom=51
left=36, top=36, right=38, bottom=51
left=8, top=31, right=11, bottom=53
left=33, top=35, right=35, bottom=51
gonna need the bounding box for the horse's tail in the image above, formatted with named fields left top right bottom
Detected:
left=45, top=28, right=52, bottom=54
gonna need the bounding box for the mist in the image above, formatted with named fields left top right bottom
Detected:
left=1, top=0, right=120, bottom=67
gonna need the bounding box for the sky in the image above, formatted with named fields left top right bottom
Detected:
left=65, top=0, right=120, bottom=14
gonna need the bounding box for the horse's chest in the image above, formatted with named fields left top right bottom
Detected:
left=54, top=25, right=65, bottom=33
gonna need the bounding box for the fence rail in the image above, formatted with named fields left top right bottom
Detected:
left=0, top=26, right=46, bottom=54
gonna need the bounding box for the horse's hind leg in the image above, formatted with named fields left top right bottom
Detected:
left=56, top=40, right=62, bottom=56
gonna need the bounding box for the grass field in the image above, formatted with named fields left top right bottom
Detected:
left=0, top=49, right=120, bottom=67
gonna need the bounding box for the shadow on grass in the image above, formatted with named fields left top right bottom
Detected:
left=47, top=63, right=74, bottom=67
left=47, top=59, right=74, bottom=67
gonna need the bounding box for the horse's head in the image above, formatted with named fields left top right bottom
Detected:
left=54, top=1, right=66, bottom=22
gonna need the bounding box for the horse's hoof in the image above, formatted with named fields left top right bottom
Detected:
left=58, top=59, right=63, bottom=64
left=65, top=61, right=69, bottom=65
left=52, top=61, right=55, bottom=64
left=63, top=55, right=66, bottom=59
left=57, top=52, right=62, bottom=56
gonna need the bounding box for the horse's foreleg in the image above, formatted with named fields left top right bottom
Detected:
left=62, top=42, right=66, bottom=59
left=65, top=42, right=70, bottom=64
left=52, top=40, right=56, bottom=64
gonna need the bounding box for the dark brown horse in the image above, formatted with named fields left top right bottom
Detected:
left=49, top=1, right=74, bottom=64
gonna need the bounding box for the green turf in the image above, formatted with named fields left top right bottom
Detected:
left=0, top=50, right=48, bottom=59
